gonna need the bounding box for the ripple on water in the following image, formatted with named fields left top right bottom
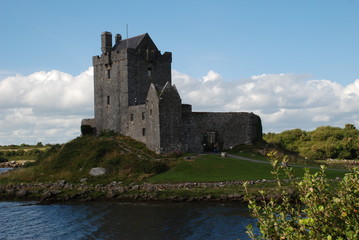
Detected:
left=0, top=201, right=256, bottom=240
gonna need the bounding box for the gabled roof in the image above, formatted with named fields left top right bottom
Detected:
left=113, top=33, right=158, bottom=51
left=159, top=82, right=181, bottom=100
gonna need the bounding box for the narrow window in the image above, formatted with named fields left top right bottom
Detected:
left=107, top=69, right=111, bottom=79
left=147, top=67, right=152, bottom=77
left=130, top=113, right=134, bottom=121
left=142, top=128, right=146, bottom=136
left=142, top=112, right=145, bottom=120
left=107, top=96, right=110, bottom=105
left=150, top=109, right=152, bottom=116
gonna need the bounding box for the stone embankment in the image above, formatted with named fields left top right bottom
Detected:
left=0, top=161, right=28, bottom=168
left=0, top=179, right=288, bottom=203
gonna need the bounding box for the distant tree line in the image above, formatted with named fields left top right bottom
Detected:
left=0, top=142, right=53, bottom=161
left=264, top=124, right=359, bottom=160
left=0, top=149, right=43, bottom=157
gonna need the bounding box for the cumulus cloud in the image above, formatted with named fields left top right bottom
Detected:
left=0, top=68, right=94, bottom=144
left=172, top=70, right=359, bottom=132
left=1, top=66, right=358, bottom=144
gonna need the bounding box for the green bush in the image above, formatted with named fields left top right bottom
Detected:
left=244, top=152, right=359, bottom=240
left=264, top=125, right=359, bottom=160
left=0, top=156, right=8, bottom=163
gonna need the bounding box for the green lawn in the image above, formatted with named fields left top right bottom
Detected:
left=149, top=154, right=347, bottom=183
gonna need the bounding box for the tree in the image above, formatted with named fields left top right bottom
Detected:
left=244, top=152, right=359, bottom=240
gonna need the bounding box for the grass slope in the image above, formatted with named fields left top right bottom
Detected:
left=0, top=135, right=347, bottom=184
left=0, top=135, right=168, bottom=183
left=149, top=154, right=346, bottom=183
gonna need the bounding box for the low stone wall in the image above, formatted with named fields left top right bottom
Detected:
left=0, top=179, right=283, bottom=203
left=0, top=161, right=28, bottom=168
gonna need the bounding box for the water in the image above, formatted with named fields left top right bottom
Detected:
left=0, top=201, right=256, bottom=240
left=0, top=168, right=12, bottom=174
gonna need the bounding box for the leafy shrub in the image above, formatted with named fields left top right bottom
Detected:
left=0, top=156, right=8, bottom=163
left=264, top=125, right=359, bottom=160
left=244, top=152, right=359, bottom=240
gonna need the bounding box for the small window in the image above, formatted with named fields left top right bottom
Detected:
left=107, top=96, right=110, bottom=105
left=130, top=114, right=134, bottom=121
left=142, top=128, right=146, bottom=136
left=150, top=109, right=152, bottom=116
left=107, top=69, right=111, bottom=79
left=142, top=112, right=145, bottom=120
left=147, top=67, right=152, bottom=77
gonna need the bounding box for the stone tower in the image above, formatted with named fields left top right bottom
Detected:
left=92, top=32, right=172, bottom=136
left=82, top=31, right=263, bottom=154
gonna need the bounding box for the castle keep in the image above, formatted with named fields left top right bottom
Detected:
left=81, top=32, right=262, bottom=153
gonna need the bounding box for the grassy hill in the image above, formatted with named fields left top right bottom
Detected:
left=0, top=135, right=169, bottom=183
left=0, top=134, right=347, bottom=184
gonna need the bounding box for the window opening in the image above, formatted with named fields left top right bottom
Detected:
left=142, top=128, right=146, bottom=136
left=150, top=109, right=152, bottom=116
left=142, top=112, right=145, bottom=120
left=107, top=96, right=110, bottom=105
left=130, top=114, right=134, bottom=121
left=107, top=69, right=111, bottom=79
left=147, top=67, right=152, bottom=77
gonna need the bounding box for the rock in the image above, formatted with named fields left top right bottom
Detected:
left=221, top=152, right=227, bottom=158
left=89, top=167, right=106, bottom=176
left=64, top=183, right=72, bottom=189
left=16, top=189, right=28, bottom=198
left=106, top=190, right=116, bottom=199
left=80, top=178, right=88, bottom=183
left=6, top=189, right=16, bottom=197
left=50, top=190, right=61, bottom=196
left=58, top=180, right=66, bottom=185
left=41, top=190, right=62, bottom=200
left=41, top=191, right=52, bottom=199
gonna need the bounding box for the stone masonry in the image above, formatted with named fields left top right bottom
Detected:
left=81, top=31, right=263, bottom=153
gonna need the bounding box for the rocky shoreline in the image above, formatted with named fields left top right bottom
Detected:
left=0, top=161, right=28, bottom=168
left=0, top=179, right=290, bottom=204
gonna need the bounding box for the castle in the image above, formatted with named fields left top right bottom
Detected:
left=81, top=32, right=262, bottom=153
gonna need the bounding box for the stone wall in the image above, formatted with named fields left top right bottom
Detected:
left=128, top=105, right=147, bottom=143
left=145, top=84, right=161, bottom=153
left=183, top=112, right=262, bottom=153
left=158, top=83, right=184, bottom=153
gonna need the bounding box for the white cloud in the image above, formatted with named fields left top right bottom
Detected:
left=0, top=67, right=93, bottom=111
left=202, top=70, right=221, bottom=82
left=172, top=70, right=359, bottom=133
left=1, top=67, right=358, bottom=144
left=0, top=68, right=94, bottom=145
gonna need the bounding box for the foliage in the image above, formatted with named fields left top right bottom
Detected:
left=244, top=152, right=359, bottom=240
left=264, top=125, right=359, bottom=160
left=0, top=156, right=8, bottom=163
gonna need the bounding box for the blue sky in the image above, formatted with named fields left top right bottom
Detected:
left=1, top=0, right=359, bottom=144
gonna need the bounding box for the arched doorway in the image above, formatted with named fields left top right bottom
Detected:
left=202, top=131, right=220, bottom=152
